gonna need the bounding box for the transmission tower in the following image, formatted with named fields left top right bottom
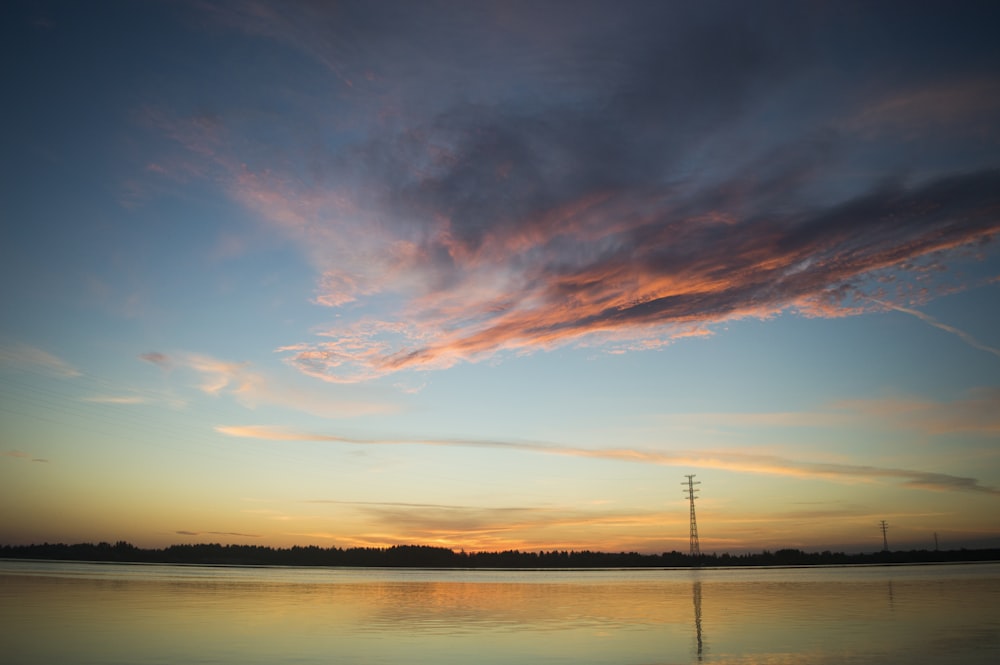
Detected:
left=879, top=520, right=889, bottom=551
left=683, top=474, right=702, bottom=557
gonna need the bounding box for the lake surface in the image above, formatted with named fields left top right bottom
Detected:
left=2, top=560, right=999, bottom=664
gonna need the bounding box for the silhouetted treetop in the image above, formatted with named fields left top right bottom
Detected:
left=2, top=542, right=998, bottom=568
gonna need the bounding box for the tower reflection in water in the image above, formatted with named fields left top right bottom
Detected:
left=692, top=579, right=704, bottom=661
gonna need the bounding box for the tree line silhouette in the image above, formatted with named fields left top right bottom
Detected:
left=2, top=541, right=998, bottom=567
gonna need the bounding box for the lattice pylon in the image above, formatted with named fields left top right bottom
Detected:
left=683, top=474, right=701, bottom=557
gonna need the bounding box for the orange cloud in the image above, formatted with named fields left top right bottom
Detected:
left=176, top=530, right=262, bottom=538
left=285, top=498, right=682, bottom=551
left=215, top=424, right=1000, bottom=495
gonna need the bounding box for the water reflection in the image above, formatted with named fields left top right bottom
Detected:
left=2, top=561, right=999, bottom=665
left=692, top=580, right=704, bottom=661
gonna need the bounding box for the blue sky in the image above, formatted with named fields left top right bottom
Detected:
left=2, top=0, right=999, bottom=553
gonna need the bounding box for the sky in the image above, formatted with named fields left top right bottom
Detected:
left=2, top=0, right=999, bottom=554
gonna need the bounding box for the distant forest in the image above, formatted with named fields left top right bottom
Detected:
left=3, top=542, right=999, bottom=568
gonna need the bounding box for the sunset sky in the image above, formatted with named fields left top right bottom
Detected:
left=2, top=0, right=999, bottom=554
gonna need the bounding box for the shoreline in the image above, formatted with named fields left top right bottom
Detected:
left=4, top=557, right=1000, bottom=571
left=4, top=542, right=999, bottom=569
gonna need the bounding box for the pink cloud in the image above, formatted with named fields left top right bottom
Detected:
left=175, top=352, right=395, bottom=418
left=271, top=168, right=1000, bottom=382
left=833, top=389, right=1000, bottom=436
left=845, top=78, right=1000, bottom=140
left=140, top=8, right=1000, bottom=387
left=3, top=450, right=49, bottom=463
left=0, top=342, right=80, bottom=378
left=152, top=114, right=1000, bottom=385
left=215, top=424, right=1000, bottom=495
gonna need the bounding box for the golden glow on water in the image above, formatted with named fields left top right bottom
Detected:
left=2, top=562, right=999, bottom=664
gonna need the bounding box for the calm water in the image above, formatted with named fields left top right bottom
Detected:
left=2, top=560, right=999, bottom=664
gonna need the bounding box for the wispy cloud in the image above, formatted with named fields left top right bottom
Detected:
left=288, top=499, right=956, bottom=552
left=845, top=78, right=1000, bottom=140
left=183, top=353, right=255, bottom=396
left=288, top=498, right=676, bottom=551
left=0, top=342, right=80, bottom=378
left=874, top=299, right=1000, bottom=360
left=833, top=389, right=1000, bottom=436
left=658, top=411, right=853, bottom=432
left=146, top=351, right=396, bottom=418
left=3, top=450, right=49, bottom=463
left=357, top=504, right=667, bottom=544
left=80, top=395, right=148, bottom=405
left=139, top=352, right=172, bottom=370
left=272, top=170, right=1000, bottom=382
left=141, top=3, right=1000, bottom=384
left=660, top=389, right=1000, bottom=436
left=175, top=530, right=262, bottom=538
left=216, top=425, right=1000, bottom=495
